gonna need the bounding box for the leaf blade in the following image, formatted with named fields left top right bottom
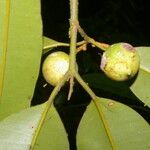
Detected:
left=130, top=47, right=150, bottom=107
left=0, top=103, right=69, bottom=150
left=33, top=104, right=69, bottom=150
left=0, top=0, right=42, bottom=120
left=43, top=36, right=69, bottom=54
left=77, top=97, right=150, bottom=150
left=0, top=0, right=11, bottom=96
left=0, top=103, right=46, bottom=150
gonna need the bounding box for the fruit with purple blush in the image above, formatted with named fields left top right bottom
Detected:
left=100, top=43, right=140, bottom=81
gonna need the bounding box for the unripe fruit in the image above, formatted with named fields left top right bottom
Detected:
left=100, top=43, right=140, bottom=81
left=42, top=51, right=69, bottom=86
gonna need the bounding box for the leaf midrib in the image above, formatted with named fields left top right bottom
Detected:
left=0, top=0, right=11, bottom=97
left=93, top=98, right=117, bottom=150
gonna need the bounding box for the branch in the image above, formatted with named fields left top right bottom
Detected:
left=30, top=72, right=70, bottom=149
left=67, top=0, right=79, bottom=99
left=76, top=22, right=109, bottom=51
left=69, top=0, right=78, bottom=71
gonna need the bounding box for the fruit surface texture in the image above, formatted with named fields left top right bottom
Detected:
left=100, top=43, right=140, bottom=81
left=42, top=51, right=69, bottom=86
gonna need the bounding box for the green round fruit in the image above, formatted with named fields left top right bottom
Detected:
left=42, top=51, right=69, bottom=86
left=100, top=43, right=140, bottom=81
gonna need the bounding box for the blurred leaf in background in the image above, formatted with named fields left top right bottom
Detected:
left=0, top=0, right=42, bottom=120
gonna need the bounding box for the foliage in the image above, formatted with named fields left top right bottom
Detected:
left=0, top=0, right=149, bottom=150
left=0, top=0, right=42, bottom=120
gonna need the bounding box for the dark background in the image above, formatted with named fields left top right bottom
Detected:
left=41, top=0, right=150, bottom=45
left=32, top=1, right=150, bottom=149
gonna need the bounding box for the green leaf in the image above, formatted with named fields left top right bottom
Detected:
left=0, top=103, right=69, bottom=150
left=77, top=97, right=150, bottom=150
left=43, top=36, right=69, bottom=54
left=33, top=105, right=69, bottom=150
left=130, top=47, right=150, bottom=107
left=0, top=0, right=42, bottom=120
left=43, top=36, right=86, bottom=54
left=0, top=103, right=45, bottom=150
